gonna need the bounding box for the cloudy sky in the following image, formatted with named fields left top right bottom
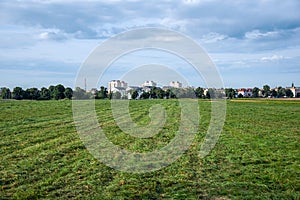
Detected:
left=0, top=0, right=299, bottom=89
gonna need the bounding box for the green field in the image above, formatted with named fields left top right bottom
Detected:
left=1, top=99, right=299, bottom=199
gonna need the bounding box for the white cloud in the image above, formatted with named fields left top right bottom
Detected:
left=182, top=0, right=200, bottom=5
left=39, top=32, right=49, bottom=40
left=159, top=18, right=189, bottom=32
left=38, top=30, right=67, bottom=40
left=200, top=32, right=227, bottom=43
left=261, top=55, right=286, bottom=61
left=182, top=0, right=215, bottom=5
left=245, top=30, right=279, bottom=40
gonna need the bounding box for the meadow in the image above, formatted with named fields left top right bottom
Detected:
left=0, top=99, right=299, bottom=199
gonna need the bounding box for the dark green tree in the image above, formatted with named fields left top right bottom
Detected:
left=40, top=87, right=51, bottom=100
left=12, top=87, right=24, bottom=100
left=149, top=87, right=157, bottom=99
left=262, top=85, right=270, bottom=97
left=97, top=86, right=108, bottom=99
left=155, top=88, right=165, bottom=99
left=169, top=89, right=177, bottom=99
left=0, top=87, right=11, bottom=99
left=195, top=87, right=204, bottom=98
left=164, top=89, right=171, bottom=99
left=285, top=89, right=293, bottom=98
left=252, top=87, right=260, bottom=98
left=53, top=84, right=65, bottom=100
left=24, top=88, right=40, bottom=100
left=48, top=85, right=55, bottom=99
left=64, top=87, right=73, bottom=100
left=131, top=90, right=139, bottom=99
left=277, top=87, right=285, bottom=97
left=140, top=92, right=150, bottom=99
left=270, top=89, right=278, bottom=97
left=225, top=88, right=236, bottom=99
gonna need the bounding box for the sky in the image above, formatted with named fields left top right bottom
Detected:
left=0, top=0, right=300, bottom=89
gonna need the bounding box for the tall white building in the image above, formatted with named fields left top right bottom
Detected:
left=142, top=81, right=157, bottom=87
left=108, top=80, right=128, bottom=93
left=169, top=81, right=182, bottom=88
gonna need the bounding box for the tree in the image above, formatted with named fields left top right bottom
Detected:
left=90, top=88, right=98, bottom=99
left=277, top=87, right=285, bottom=98
left=64, top=87, right=73, bottom=100
left=270, top=89, right=278, bottom=98
left=170, top=88, right=180, bottom=98
left=165, top=89, right=170, bottom=99
left=131, top=90, right=139, bottom=99
left=262, top=85, right=270, bottom=97
left=24, top=88, right=40, bottom=100
left=195, top=87, right=204, bottom=98
left=155, top=88, right=165, bottom=99
left=228, top=91, right=234, bottom=99
left=40, top=87, right=51, bottom=100
left=149, top=87, right=157, bottom=99
left=206, top=88, right=224, bottom=99
left=0, top=87, right=11, bottom=99
left=73, top=87, right=89, bottom=99
left=252, top=87, right=260, bottom=98
left=184, top=87, right=196, bottom=98
left=225, top=88, right=236, bottom=99
left=53, top=84, right=65, bottom=100
left=48, top=85, right=55, bottom=99
left=285, top=89, right=293, bottom=98
left=97, top=86, right=108, bottom=99
left=112, top=91, right=121, bottom=99
left=12, top=87, right=24, bottom=100
left=238, top=93, right=244, bottom=98
left=164, top=89, right=176, bottom=99
left=140, top=92, right=150, bottom=99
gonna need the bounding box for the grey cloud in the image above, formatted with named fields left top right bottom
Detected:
left=1, top=0, right=300, bottom=40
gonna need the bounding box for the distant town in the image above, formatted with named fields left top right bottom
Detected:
left=105, top=80, right=300, bottom=99
left=0, top=80, right=299, bottom=100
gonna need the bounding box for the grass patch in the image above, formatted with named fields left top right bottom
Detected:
left=0, top=99, right=299, bottom=199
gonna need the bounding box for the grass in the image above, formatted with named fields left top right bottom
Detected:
left=0, top=99, right=299, bottom=199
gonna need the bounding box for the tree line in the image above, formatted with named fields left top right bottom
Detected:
left=0, top=85, right=112, bottom=100
left=0, top=85, right=220, bottom=100
left=225, top=85, right=295, bottom=99
left=96, top=87, right=223, bottom=100
left=0, top=85, right=73, bottom=100
left=0, top=84, right=296, bottom=100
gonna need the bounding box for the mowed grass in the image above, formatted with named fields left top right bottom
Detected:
left=0, top=99, right=299, bottom=199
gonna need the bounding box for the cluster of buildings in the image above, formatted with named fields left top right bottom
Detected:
left=107, top=80, right=183, bottom=99
left=106, top=80, right=300, bottom=99
left=237, top=88, right=254, bottom=97
left=237, top=84, right=300, bottom=98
